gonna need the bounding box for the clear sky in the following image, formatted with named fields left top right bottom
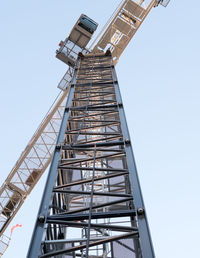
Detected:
left=0, top=0, right=200, bottom=257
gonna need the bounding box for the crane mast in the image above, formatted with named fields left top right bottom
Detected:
left=28, top=51, right=155, bottom=258
left=0, top=0, right=170, bottom=256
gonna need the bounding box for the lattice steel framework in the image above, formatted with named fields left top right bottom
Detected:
left=0, top=90, right=68, bottom=237
left=27, top=52, right=155, bottom=258
left=0, top=1, right=171, bottom=243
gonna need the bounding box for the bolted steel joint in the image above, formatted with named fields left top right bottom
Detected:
left=118, top=102, right=123, bottom=108
left=56, top=143, right=61, bottom=150
left=125, top=138, right=130, bottom=145
left=137, top=207, right=145, bottom=217
left=38, top=215, right=45, bottom=224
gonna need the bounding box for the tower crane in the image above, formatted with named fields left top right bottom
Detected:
left=0, top=0, right=170, bottom=256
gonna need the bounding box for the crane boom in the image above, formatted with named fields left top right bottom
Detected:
left=91, top=0, right=155, bottom=65
left=0, top=89, right=69, bottom=236
left=0, top=0, right=170, bottom=248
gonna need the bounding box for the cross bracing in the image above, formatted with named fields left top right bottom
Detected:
left=0, top=90, right=68, bottom=236
left=27, top=52, right=155, bottom=258
left=0, top=0, right=170, bottom=252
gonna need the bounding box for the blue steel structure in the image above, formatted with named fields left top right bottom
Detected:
left=27, top=52, right=155, bottom=258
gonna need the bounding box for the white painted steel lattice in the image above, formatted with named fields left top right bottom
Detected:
left=91, top=0, right=157, bottom=65
left=0, top=90, right=69, bottom=236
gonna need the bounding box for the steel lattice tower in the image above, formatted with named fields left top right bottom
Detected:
left=27, top=52, right=155, bottom=258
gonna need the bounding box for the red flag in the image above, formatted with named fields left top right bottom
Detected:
left=10, top=224, right=22, bottom=235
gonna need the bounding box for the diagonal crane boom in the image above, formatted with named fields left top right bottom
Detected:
left=0, top=0, right=170, bottom=251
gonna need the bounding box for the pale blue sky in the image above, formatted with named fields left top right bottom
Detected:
left=0, top=1, right=200, bottom=257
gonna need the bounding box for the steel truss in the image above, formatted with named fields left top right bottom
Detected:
left=27, top=52, right=155, bottom=258
left=0, top=1, right=169, bottom=243
left=0, top=90, right=68, bottom=237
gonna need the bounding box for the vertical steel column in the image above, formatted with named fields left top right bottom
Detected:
left=111, top=64, right=155, bottom=258
left=27, top=52, right=155, bottom=258
left=26, top=61, right=78, bottom=258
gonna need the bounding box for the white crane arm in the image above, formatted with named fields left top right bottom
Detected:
left=0, top=89, right=69, bottom=236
